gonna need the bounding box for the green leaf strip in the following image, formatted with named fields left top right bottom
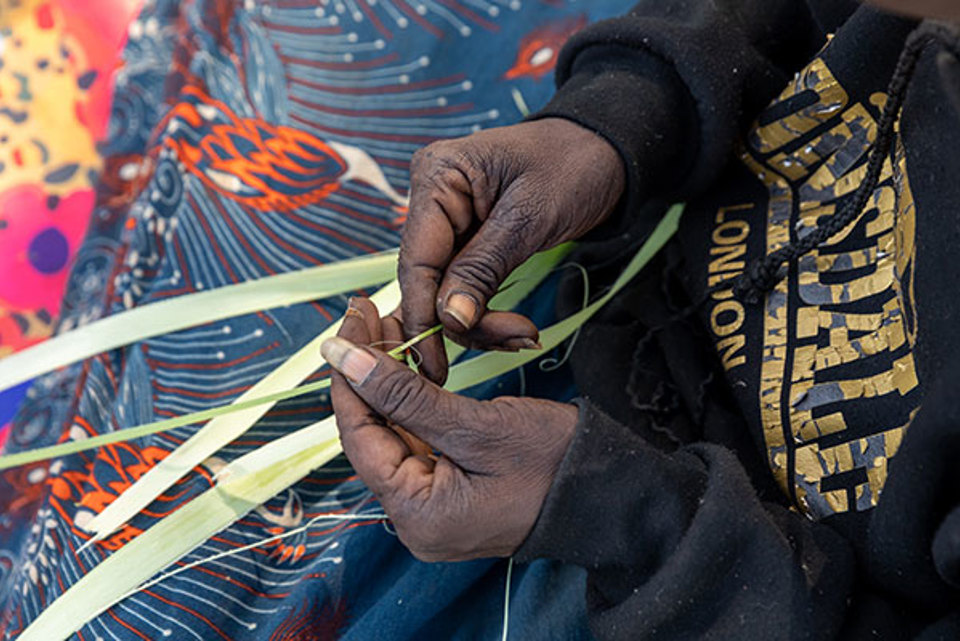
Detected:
left=78, top=283, right=401, bottom=545
left=0, top=325, right=446, bottom=472
left=18, top=206, right=681, bottom=641
left=0, top=251, right=399, bottom=393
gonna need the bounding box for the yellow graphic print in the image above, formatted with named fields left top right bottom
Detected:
left=722, top=58, right=921, bottom=518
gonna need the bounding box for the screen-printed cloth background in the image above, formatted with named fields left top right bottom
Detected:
left=0, top=0, right=142, bottom=447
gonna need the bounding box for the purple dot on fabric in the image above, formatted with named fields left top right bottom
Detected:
left=28, top=227, right=70, bottom=274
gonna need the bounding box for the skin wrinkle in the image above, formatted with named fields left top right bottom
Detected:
left=452, top=152, right=495, bottom=220
left=447, top=245, right=513, bottom=302
left=326, top=294, right=580, bottom=560
left=436, top=171, right=476, bottom=230
left=372, top=364, right=443, bottom=429
left=397, top=118, right=624, bottom=383
left=489, top=397, right=574, bottom=470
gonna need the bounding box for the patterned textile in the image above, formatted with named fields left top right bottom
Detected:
left=0, top=0, right=142, bottom=447
left=0, top=1, right=631, bottom=639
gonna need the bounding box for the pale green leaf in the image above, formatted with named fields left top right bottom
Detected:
left=40, top=243, right=575, bottom=544
left=16, top=418, right=343, bottom=641
left=19, top=206, right=681, bottom=641
left=0, top=245, right=574, bottom=471
left=79, top=282, right=401, bottom=546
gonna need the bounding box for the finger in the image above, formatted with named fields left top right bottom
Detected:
left=382, top=305, right=435, bottom=457
left=321, top=336, right=490, bottom=462
left=446, top=311, right=540, bottom=352
left=435, top=206, right=541, bottom=336
left=346, top=296, right=382, bottom=345
left=397, top=202, right=451, bottom=383
left=391, top=422, right=435, bottom=460
left=330, top=369, right=404, bottom=492
left=399, top=152, right=475, bottom=384
left=381, top=315, right=405, bottom=347
left=338, top=298, right=373, bottom=346
left=330, top=306, right=433, bottom=496
left=330, top=369, right=434, bottom=501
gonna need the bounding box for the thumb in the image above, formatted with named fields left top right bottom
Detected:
left=436, top=203, right=543, bottom=333
left=321, top=336, right=489, bottom=462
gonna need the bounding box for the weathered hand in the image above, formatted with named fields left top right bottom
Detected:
left=323, top=297, right=578, bottom=562
left=401, top=117, right=625, bottom=383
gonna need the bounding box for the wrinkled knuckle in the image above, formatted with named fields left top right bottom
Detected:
left=423, top=159, right=469, bottom=195
left=449, top=147, right=484, bottom=177
left=411, top=145, right=452, bottom=189
left=396, top=251, right=435, bottom=284
left=499, top=192, right=549, bottom=233
left=448, top=250, right=510, bottom=300
left=373, top=369, right=429, bottom=424
left=469, top=136, right=511, bottom=172
left=410, top=144, right=440, bottom=174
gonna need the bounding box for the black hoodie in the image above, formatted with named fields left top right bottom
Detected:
left=515, top=2, right=960, bottom=639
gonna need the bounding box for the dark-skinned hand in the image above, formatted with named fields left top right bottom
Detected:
left=322, top=297, right=578, bottom=562
left=400, top=117, right=624, bottom=383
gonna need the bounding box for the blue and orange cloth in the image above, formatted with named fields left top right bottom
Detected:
left=0, top=1, right=631, bottom=638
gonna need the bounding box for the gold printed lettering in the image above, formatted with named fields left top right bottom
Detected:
left=707, top=206, right=753, bottom=373
left=733, top=54, right=922, bottom=519
left=712, top=220, right=750, bottom=246
left=709, top=244, right=747, bottom=275
left=711, top=301, right=744, bottom=338
left=716, top=335, right=747, bottom=371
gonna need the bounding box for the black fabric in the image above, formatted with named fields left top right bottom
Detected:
left=517, top=397, right=860, bottom=641
left=518, top=2, right=960, bottom=639
left=531, top=0, right=848, bottom=241
left=529, top=48, right=696, bottom=241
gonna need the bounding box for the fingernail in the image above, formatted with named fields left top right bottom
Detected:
left=344, top=297, right=365, bottom=320
left=502, top=337, right=543, bottom=351
left=522, top=338, right=543, bottom=350
left=321, top=337, right=378, bottom=384
left=444, top=292, right=477, bottom=329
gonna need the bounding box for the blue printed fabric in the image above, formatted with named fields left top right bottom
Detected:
left=0, top=1, right=631, bottom=638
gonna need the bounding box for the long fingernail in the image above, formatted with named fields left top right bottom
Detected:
left=321, top=337, right=378, bottom=384
left=502, top=337, right=543, bottom=351
left=444, top=292, right=477, bottom=330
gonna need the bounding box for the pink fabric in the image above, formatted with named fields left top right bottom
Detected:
left=0, top=0, right=142, bottom=445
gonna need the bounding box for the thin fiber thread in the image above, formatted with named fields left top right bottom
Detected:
left=118, top=513, right=389, bottom=600
left=109, top=513, right=516, bottom=641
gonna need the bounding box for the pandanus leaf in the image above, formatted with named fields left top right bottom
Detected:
left=17, top=206, right=681, bottom=641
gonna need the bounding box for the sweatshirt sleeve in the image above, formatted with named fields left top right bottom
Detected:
left=532, top=0, right=838, bottom=237
left=515, top=399, right=856, bottom=641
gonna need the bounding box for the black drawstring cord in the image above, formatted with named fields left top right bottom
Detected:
left=733, top=20, right=960, bottom=305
